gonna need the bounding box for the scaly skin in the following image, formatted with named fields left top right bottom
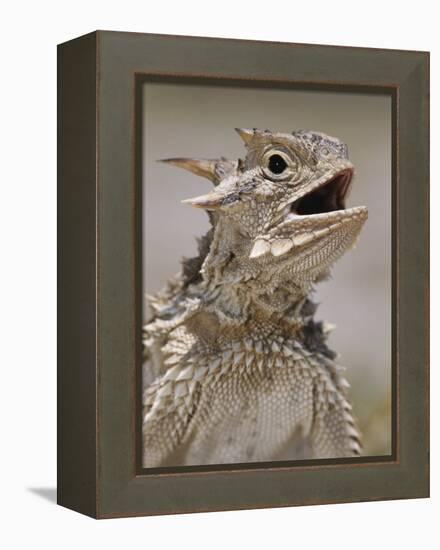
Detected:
left=142, top=128, right=368, bottom=467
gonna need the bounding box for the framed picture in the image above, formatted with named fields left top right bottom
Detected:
left=57, top=31, right=429, bottom=518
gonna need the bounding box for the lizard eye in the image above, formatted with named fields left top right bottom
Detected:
left=268, top=154, right=287, bottom=174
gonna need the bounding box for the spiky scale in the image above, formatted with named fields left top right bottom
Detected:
left=157, top=383, right=172, bottom=399
left=194, top=365, right=207, bottom=381
left=244, top=338, right=254, bottom=352
left=271, top=341, right=281, bottom=353
left=163, top=365, right=180, bottom=382
left=174, top=382, right=188, bottom=398
left=176, top=365, right=194, bottom=381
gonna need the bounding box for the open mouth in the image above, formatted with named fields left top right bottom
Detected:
left=249, top=167, right=366, bottom=259
left=290, top=169, right=353, bottom=216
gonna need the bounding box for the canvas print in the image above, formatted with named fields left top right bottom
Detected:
left=141, top=84, right=391, bottom=468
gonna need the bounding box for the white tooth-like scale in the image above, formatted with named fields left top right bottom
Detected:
left=292, top=233, right=314, bottom=247
left=271, top=239, right=294, bottom=257
left=285, top=212, right=302, bottom=222
left=249, top=239, right=270, bottom=259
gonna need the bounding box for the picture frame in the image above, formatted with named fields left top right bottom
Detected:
left=57, top=30, right=429, bottom=518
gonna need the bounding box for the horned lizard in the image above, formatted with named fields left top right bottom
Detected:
left=142, top=128, right=367, bottom=467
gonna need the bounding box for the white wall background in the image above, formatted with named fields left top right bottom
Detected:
left=0, top=1, right=437, bottom=549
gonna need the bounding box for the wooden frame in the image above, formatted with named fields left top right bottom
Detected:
left=57, top=30, right=429, bottom=518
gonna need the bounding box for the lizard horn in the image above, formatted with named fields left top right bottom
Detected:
left=159, top=158, right=218, bottom=183
left=181, top=191, right=225, bottom=210
left=235, top=128, right=254, bottom=146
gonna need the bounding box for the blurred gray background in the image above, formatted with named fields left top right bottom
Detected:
left=142, top=83, right=392, bottom=457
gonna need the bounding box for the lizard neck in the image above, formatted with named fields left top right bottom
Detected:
left=184, top=281, right=333, bottom=358
left=200, top=279, right=309, bottom=326
left=198, top=218, right=314, bottom=323
left=199, top=221, right=312, bottom=324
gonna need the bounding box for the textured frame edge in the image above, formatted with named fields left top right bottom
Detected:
left=57, top=31, right=99, bottom=518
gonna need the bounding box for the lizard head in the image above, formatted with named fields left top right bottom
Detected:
left=161, top=128, right=367, bottom=309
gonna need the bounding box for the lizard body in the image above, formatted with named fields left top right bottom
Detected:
left=142, top=128, right=367, bottom=467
